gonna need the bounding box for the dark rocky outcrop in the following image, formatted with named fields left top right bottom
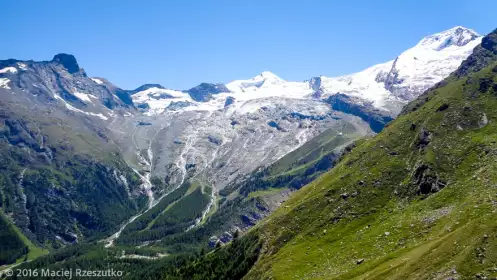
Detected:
left=479, top=77, right=494, bottom=93
left=436, top=103, right=449, bottom=112
left=186, top=83, right=230, bottom=102
left=325, top=93, right=393, bottom=133
left=454, top=28, right=497, bottom=78
left=166, top=101, right=193, bottom=111
left=309, top=77, right=324, bottom=98
left=129, top=84, right=166, bottom=95
left=52, top=53, right=80, bottom=74
left=416, top=128, right=432, bottom=149
left=136, top=103, right=150, bottom=110
left=224, top=96, right=236, bottom=107
left=208, top=135, right=223, bottom=145
left=413, top=164, right=446, bottom=195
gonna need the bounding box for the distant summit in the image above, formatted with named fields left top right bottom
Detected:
left=52, top=53, right=80, bottom=74
left=417, top=26, right=480, bottom=50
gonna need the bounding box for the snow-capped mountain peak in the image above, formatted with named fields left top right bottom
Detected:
left=416, top=26, right=480, bottom=51
left=129, top=26, right=483, bottom=117
left=226, top=71, right=285, bottom=92
left=375, top=26, right=482, bottom=103
left=258, top=71, right=282, bottom=81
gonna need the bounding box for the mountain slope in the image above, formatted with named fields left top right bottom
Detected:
left=6, top=123, right=362, bottom=278
left=165, top=28, right=497, bottom=280
left=114, top=125, right=361, bottom=252
left=0, top=55, right=147, bottom=265
left=108, top=29, right=480, bottom=251
left=0, top=26, right=486, bottom=273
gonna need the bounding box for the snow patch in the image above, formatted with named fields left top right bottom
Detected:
left=54, top=94, right=108, bottom=120
left=132, top=87, right=195, bottom=115
left=91, top=78, right=104, bottom=84
left=17, top=63, right=27, bottom=70
left=226, top=71, right=285, bottom=92
left=0, top=67, right=17, bottom=74
left=73, top=91, right=97, bottom=104
left=0, top=78, right=11, bottom=89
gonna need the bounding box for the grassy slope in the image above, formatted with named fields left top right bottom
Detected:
left=0, top=211, right=48, bottom=269
left=116, top=182, right=211, bottom=247
left=240, top=45, right=497, bottom=279
left=223, top=123, right=362, bottom=199
left=0, top=92, right=147, bottom=263
left=266, top=124, right=359, bottom=176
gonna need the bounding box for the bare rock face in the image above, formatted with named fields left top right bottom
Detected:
left=413, top=164, right=446, bottom=195
left=416, top=128, right=432, bottom=149
left=325, top=94, right=394, bottom=133
left=224, top=96, right=236, bottom=107
left=52, top=53, right=81, bottom=74
left=185, top=83, right=231, bottom=102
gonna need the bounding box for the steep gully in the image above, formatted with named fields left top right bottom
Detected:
left=103, top=119, right=213, bottom=247
left=102, top=112, right=339, bottom=246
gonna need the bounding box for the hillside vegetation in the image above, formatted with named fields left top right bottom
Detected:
left=164, top=29, right=497, bottom=280
left=0, top=91, right=147, bottom=264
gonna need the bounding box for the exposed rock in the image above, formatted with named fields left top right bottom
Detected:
left=224, top=96, right=236, bottom=107
left=208, top=236, right=219, bottom=248
left=240, top=214, right=257, bottom=227
left=207, top=135, right=223, bottom=145
left=479, top=113, right=489, bottom=128
left=413, top=164, right=446, bottom=195
left=219, top=231, right=233, bottom=243
left=137, top=121, right=152, bottom=126
left=166, top=101, right=193, bottom=111
left=436, top=103, right=449, bottom=112
left=455, top=29, right=497, bottom=78
left=52, top=53, right=80, bottom=74
left=186, top=83, right=230, bottom=102
left=416, top=128, right=432, bottom=149
left=479, top=77, right=494, bottom=93
left=325, top=93, right=393, bottom=133
left=136, top=103, right=150, bottom=110
left=129, top=84, right=165, bottom=94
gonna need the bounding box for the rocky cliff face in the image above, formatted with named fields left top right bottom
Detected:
left=0, top=55, right=147, bottom=250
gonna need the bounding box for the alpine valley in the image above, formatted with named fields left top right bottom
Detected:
left=1, top=26, right=495, bottom=280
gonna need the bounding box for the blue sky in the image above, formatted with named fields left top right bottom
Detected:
left=1, top=0, right=495, bottom=90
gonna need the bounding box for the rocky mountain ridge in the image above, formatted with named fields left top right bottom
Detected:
left=128, top=26, right=481, bottom=117
left=0, top=26, right=486, bottom=268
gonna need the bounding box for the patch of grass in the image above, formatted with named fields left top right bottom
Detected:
left=0, top=211, right=48, bottom=268
left=247, top=188, right=287, bottom=199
